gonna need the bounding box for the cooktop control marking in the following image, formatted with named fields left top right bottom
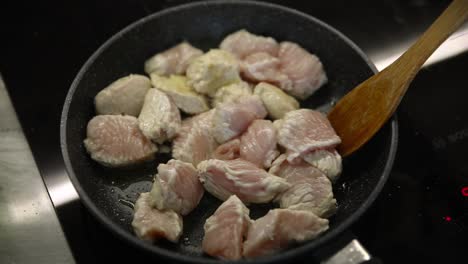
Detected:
left=461, top=187, right=468, bottom=197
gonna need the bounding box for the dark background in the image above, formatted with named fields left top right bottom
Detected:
left=1, top=0, right=468, bottom=263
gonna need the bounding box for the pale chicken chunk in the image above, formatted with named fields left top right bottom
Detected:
left=138, top=88, right=181, bottom=144
left=186, top=49, right=241, bottom=96
left=213, top=138, right=241, bottom=161
left=131, top=192, right=183, bottom=242
left=149, top=159, right=204, bottom=216
left=202, top=195, right=251, bottom=260
left=270, top=155, right=337, bottom=218
left=95, top=74, right=151, bottom=117
left=150, top=74, right=209, bottom=114
left=197, top=159, right=290, bottom=204
left=303, top=149, right=342, bottom=182
left=243, top=209, right=329, bottom=258
left=240, top=120, right=279, bottom=169
left=241, top=52, right=290, bottom=88
left=278, top=42, right=328, bottom=99
left=83, top=115, right=157, bottom=167
left=212, top=81, right=252, bottom=107
left=212, top=95, right=267, bottom=144
left=144, top=42, right=203, bottom=76
left=254, top=82, right=299, bottom=120
left=172, top=110, right=219, bottom=166
left=220, top=29, right=279, bottom=59
left=277, top=109, right=341, bottom=162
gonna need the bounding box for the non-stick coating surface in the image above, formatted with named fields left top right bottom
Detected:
left=61, top=1, right=397, bottom=263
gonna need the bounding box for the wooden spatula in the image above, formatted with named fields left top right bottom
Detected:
left=328, top=0, right=468, bottom=157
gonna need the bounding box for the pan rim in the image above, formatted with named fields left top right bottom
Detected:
left=60, top=0, right=398, bottom=263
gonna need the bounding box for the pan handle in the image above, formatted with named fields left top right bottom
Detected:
left=311, top=231, right=383, bottom=264
left=321, top=239, right=382, bottom=264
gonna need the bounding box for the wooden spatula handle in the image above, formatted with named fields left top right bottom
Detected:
left=389, top=0, right=468, bottom=80
left=329, top=0, right=468, bottom=157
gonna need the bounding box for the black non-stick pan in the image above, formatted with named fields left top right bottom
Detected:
left=61, top=1, right=398, bottom=263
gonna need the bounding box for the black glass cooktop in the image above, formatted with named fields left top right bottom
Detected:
left=2, top=0, right=467, bottom=263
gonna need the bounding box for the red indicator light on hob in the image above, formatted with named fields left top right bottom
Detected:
left=444, top=216, right=452, bottom=222
left=461, top=187, right=468, bottom=197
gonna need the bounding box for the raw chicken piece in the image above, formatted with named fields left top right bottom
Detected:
left=144, top=42, right=203, bottom=76
left=212, top=95, right=267, bottom=144
left=150, top=74, right=209, bottom=114
left=241, top=52, right=291, bottom=88
left=197, top=159, right=290, bottom=203
left=277, top=109, right=341, bottom=162
left=149, top=159, right=204, bottom=216
left=220, top=29, right=279, bottom=59
left=172, top=110, right=219, bottom=166
left=269, top=154, right=337, bottom=218
left=278, top=42, right=328, bottom=99
left=212, top=81, right=252, bottom=107
left=83, top=115, right=157, bottom=167
left=202, top=195, right=251, bottom=260
left=186, top=49, right=241, bottom=96
left=243, top=209, right=329, bottom=258
left=138, top=88, right=181, bottom=144
left=254, top=82, right=299, bottom=120
left=95, top=74, right=151, bottom=117
left=240, top=120, right=279, bottom=169
left=131, top=192, right=183, bottom=242
left=268, top=153, right=288, bottom=176
left=303, top=149, right=342, bottom=182
left=213, top=138, right=241, bottom=160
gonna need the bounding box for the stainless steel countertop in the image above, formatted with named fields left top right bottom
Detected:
left=0, top=76, right=74, bottom=263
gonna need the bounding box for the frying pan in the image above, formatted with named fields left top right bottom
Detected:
left=61, top=1, right=398, bottom=263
